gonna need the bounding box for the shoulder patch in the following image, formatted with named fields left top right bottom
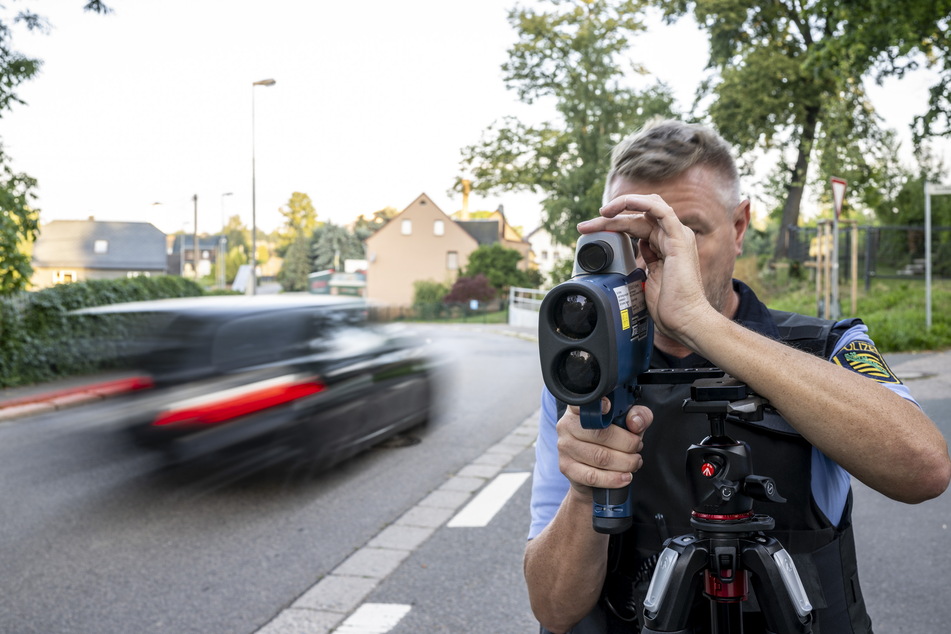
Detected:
left=832, top=341, right=902, bottom=384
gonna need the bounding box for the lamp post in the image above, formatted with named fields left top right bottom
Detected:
left=220, top=192, right=233, bottom=289
left=250, top=78, right=276, bottom=295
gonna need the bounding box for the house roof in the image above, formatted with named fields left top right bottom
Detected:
left=32, top=219, right=167, bottom=270
left=525, top=225, right=547, bottom=239
left=456, top=220, right=501, bottom=246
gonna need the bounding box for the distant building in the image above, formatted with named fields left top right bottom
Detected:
left=525, top=225, right=573, bottom=285
left=31, top=218, right=167, bottom=288
left=364, top=192, right=533, bottom=307
left=167, top=234, right=225, bottom=279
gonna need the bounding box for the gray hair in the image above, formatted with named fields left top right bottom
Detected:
left=604, top=118, right=741, bottom=210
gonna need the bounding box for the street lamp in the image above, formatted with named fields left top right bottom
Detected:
left=250, top=78, right=276, bottom=295
left=220, top=192, right=233, bottom=289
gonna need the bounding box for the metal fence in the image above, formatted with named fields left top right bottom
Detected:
left=508, top=287, right=546, bottom=330
left=785, top=224, right=951, bottom=288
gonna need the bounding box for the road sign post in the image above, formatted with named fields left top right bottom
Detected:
left=829, top=177, right=847, bottom=319
left=924, top=183, right=951, bottom=329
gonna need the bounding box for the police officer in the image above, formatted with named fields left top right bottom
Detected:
left=524, top=119, right=951, bottom=633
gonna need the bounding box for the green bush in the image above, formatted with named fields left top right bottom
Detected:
left=0, top=276, right=203, bottom=388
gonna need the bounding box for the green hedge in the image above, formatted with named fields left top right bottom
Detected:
left=0, top=276, right=204, bottom=388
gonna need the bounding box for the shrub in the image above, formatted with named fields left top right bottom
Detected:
left=0, top=276, right=204, bottom=387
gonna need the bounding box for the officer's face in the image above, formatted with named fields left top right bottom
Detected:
left=606, top=165, right=750, bottom=315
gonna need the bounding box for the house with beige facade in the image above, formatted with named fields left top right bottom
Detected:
left=364, top=193, right=533, bottom=307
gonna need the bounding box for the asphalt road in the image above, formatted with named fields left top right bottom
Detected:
left=1, top=328, right=949, bottom=634
left=0, top=324, right=544, bottom=634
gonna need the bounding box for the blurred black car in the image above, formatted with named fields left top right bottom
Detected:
left=77, top=295, right=434, bottom=469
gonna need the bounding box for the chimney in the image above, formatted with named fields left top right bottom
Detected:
left=461, top=179, right=471, bottom=220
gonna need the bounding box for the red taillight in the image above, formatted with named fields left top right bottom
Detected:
left=153, top=374, right=325, bottom=427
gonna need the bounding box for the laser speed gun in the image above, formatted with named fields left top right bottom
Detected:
left=538, top=231, right=653, bottom=534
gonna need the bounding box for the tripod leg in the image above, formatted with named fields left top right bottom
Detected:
left=641, top=535, right=708, bottom=634
left=741, top=537, right=813, bottom=634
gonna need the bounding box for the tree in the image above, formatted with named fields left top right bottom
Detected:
left=354, top=206, right=398, bottom=239
left=547, top=256, right=575, bottom=288
left=464, top=243, right=539, bottom=293
left=276, top=192, right=317, bottom=256
left=655, top=0, right=951, bottom=259
left=0, top=2, right=110, bottom=294
left=222, top=214, right=249, bottom=257
left=254, top=242, right=270, bottom=270
left=457, top=0, right=677, bottom=246
left=310, top=222, right=365, bottom=271
left=872, top=146, right=951, bottom=227
left=224, top=245, right=247, bottom=284
left=277, top=234, right=312, bottom=292
left=0, top=151, right=39, bottom=293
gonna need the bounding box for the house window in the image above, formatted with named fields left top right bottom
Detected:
left=433, top=220, right=445, bottom=236
left=401, top=219, right=412, bottom=235
left=94, top=239, right=108, bottom=254
left=541, top=250, right=549, bottom=261
left=126, top=271, right=151, bottom=278
left=53, top=270, right=77, bottom=284
left=447, top=251, right=458, bottom=270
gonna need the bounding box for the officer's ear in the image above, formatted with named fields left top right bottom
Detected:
left=733, top=199, right=751, bottom=256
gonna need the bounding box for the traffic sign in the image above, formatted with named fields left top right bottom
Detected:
left=928, top=183, right=951, bottom=195
left=830, top=177, right=847, bottom=218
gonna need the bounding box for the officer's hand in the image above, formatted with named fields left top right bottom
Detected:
left=577, top=194, right=712, bottom=345
left=556, top=399, right=653, bottom=498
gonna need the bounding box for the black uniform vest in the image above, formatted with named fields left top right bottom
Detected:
left=549, top=287, right=875, bottom=634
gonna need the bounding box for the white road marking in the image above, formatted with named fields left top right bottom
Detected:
left=335, top=603, right=411, bottom=633
left=447, top=471, right=531, bottom=528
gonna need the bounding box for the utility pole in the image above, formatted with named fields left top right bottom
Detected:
left=193, top=194, right=199, bottom=280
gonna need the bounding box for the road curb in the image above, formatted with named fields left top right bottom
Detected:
left=0, top=375, right=154, bottom=422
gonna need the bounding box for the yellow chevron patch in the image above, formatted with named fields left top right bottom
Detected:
left=833, top=341, right=902, bottom=384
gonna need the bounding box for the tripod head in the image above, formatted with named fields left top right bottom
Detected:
left=682, top=377, right=786, bottom=527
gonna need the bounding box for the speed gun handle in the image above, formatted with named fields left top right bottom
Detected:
left=591, top=483, right=633, bottom=534
left=580, top=391, right=635, bottom=535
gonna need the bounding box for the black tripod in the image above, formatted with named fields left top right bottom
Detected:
left=640, top=377, right=814, bottom=634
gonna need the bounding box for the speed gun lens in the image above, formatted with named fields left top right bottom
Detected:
left=557, top=350, right=601, bottom=395
left=553, top=293, right=597, bottom=339
left=576, top=240, right=614, bottom=273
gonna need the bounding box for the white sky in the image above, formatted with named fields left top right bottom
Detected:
left=2, top=1, right=945, bottom=237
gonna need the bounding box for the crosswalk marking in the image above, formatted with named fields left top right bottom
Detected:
left=447, top=471, right=531, bottom=528
left=335, top=603, right=412, bottom=633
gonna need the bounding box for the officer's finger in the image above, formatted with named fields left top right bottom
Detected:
left=559, top=421, right=644, bottom=458
left=561, top=459, right=635, bottom=492
left=626, top=405, right=653, bottom=435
